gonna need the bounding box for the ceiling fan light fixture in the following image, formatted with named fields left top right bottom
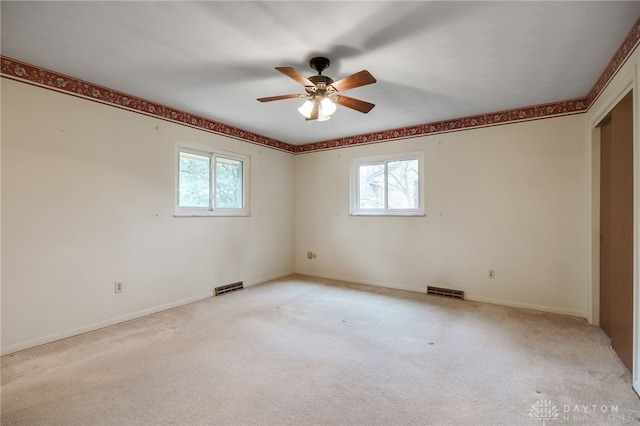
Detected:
left=298, top=97, right=336, bottom=121
left=320, top=97, right=337, bottom=116
left=317, top=111, right=331, bottom=122
left=297, top=100, right=314, bottom=118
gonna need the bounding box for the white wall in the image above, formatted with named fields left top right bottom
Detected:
left=1, top=79, right=295, bottom=354
left=295, top=114, right=589, bottom=317
left=2, top=63, right=621, bottom=354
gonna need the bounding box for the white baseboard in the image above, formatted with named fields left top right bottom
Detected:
left=295, top=270, right=588, bottom=319
left=463, top=295, right=587, bottom=319
left=2, top=269, right=586, bottom=355
left=1, top=293, right=211, bottom=355
left=244, top=270, right=295, bottom=287
left=295, top=270, right=410, bottom=292
left=2, top=271, right=297, bottom=356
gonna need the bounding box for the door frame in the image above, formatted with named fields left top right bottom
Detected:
left=588, top=63, right=639, bottom=394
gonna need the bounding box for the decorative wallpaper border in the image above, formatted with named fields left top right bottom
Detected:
left=0, top=57, right=296, bottom=153
left=295, top=99, right=587, bottom=153
left=1, top=15, right=638, bottom=154
left=586, top=15, right=640, bottom=107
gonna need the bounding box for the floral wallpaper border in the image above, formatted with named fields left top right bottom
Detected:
left=294, top=98, right=587, bottom=153
left=1, top=16, right=637, bottom=154
left=586, top=16, right=640, bottom=106
left=0, top=57, right=296, bottom=153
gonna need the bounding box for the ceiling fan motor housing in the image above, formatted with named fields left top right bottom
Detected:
left=306, top=75, right=335, bottom=100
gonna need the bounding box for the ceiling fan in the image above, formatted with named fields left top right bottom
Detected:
left=257, top=57, right=376, bottom=121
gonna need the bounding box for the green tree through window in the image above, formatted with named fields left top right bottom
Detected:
left=179, top=152, right=210, bottom=208
left=176, top=144, right=249, bottom=216
left=215, top=157, right=243, bottom=209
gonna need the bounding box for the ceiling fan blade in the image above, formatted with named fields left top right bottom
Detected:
left=257, top=94, right=306, bottom=102
left=335, top=95, right=375, bottom=114
left=276, top=67, right=315, bottom=87
left=330, top=70, right=376, bottom=92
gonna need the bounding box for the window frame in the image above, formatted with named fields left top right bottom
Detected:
left=350, top=151, right=425, bottom=216
left=175, top=142, right=250, bottom=217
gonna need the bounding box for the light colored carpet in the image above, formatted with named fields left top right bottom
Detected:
left=2, top=275, right=639, bottom=425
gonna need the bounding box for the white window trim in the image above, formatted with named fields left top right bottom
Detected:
left=350, top=151, right=425, bottom=216
left=175, top=141, right=250, bottom=217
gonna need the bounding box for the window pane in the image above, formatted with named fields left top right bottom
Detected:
left=388, top=159, right=419, bottom=209
left=215, top=157, right=243, bottom=209
left=178, top=152, right=211, bottom=208
left=358, top=163, right=385, bottom=209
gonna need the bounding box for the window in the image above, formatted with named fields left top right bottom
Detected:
left=175, top=142, right=249, bottom=216
left=351, top=152, right=424, bottom=216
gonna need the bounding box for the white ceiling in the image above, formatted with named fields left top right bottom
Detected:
left=2, top=1, right=639, bottom=146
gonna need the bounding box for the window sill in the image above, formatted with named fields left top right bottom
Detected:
left=174, top=212, right=251, bottom=218
left=350, top=212, right=426, bottom=217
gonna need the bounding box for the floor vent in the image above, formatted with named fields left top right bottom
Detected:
left=427, top=286, right=464, bottom=300
left=214, top=281, right=244, bottom=296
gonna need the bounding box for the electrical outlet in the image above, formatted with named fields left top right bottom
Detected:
left=114, top=282, right=123, bottom=293
left=488, top=270, right=496, bottom=279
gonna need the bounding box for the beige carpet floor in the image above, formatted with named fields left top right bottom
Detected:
left=2, top=275, right=639, bottom=425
